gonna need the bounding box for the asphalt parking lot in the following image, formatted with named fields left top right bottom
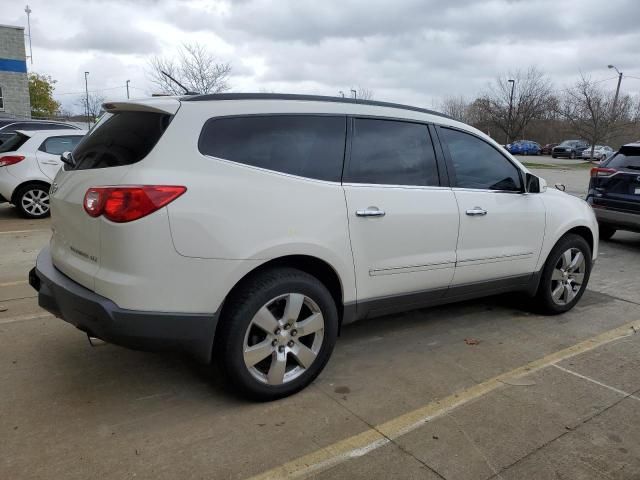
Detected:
left=2, top=165, right=640, bottom=480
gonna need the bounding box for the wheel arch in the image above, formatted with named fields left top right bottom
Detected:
left=565, top=225, right=594, bottom=255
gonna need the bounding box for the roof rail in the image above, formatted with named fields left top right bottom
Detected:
left=181, top=93, right=451, bottom=119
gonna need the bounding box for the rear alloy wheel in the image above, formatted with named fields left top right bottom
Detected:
left=15, top=184, right=50, bottom=219
left=599, top=225, right=616, bottom=241
left=215, top=268, right=338, bottom=400
left=535, top=234, right=591, bottom=314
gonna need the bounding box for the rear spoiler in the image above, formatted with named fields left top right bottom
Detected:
left=102, top=97, right=181, bottom=115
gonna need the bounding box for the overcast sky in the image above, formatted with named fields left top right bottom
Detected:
left=5, top=0, right=640, bottom=113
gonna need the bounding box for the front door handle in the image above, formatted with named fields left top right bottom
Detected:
left=356, top=207, right=386, bottom=217
left=466, top=207, right=487, bottom=216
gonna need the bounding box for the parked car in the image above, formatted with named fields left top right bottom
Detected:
left=552, top=140, right=589, bottom=159
left=581, top=145, right=614, bottom=161
left=29, top=94, right=598, bottom=400
left=0, top=119, right=82, bottom=145
left=586, top=142, right=640, bottom=240
left=541, top=143, right=558, bottom=155
left=0, top=129, right=86, bottom=218
left=506, top=140, right=541, bottom=155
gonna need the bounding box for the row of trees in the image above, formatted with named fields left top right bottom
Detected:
left=440, top=67, right=640, bottom=154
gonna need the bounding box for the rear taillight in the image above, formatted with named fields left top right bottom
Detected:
left=0, top=155, right=25, bottom=167
left=83, top=185, right=186, bottom=222
left=590, top=167, right=617, bottom=178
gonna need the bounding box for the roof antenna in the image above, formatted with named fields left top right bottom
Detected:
left=160, top=70, right=199, bottom=95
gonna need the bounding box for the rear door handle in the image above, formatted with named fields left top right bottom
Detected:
left=465, top=207, right=487, bottom=216
left=356, top=207, right=386, bottom=217
left=41, top=161, right=59, bottom=165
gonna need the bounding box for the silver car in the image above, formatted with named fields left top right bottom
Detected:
left=582, top=145, right=613, bottom=161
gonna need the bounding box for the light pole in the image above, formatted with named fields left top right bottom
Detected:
left=350, top=89, right=357, bottom=99
left=126, top=79, right=130, bottom=99
left=24, top=5, right=33, bottom=64
left=507, top=79, right=515, bottom=144
left=84, top=71, right=90, bottom=129
left=608, top=64, right=623, bottom=118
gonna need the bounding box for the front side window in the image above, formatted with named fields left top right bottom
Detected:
left=345, top=118, right=439, bottom=186
left=440, top=127, right=522, bottom=191
left=199, top=115, right=346, bottom=182
left=40, top=135, right=83, bottom=155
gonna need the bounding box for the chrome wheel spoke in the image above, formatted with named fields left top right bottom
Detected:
left=571, top=272, right=585, bottom=284
left=244, top=339, right=274, bottom=367
left=552, top=283, right=564, bottom=301
left=551, top=268, right=564, bottom=281
left=295, top=312, right=323, bottom=337
left=564, top=284, right=576, bottom=302
left=561, top=250, right=572, bottom=269
left=291, top=343, right=317, bottom=368
left=252, top=306, right=279, bottom=334
left=283, top=293, right=305, bottom=325
left=568, top=251, right=584, bottom=272
left=267, top=351, right=287, bottom=385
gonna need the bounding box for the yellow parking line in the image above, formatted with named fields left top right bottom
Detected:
left=0, top=280, right=28, bottom=288
left=246, top=320, right=640, bottom=480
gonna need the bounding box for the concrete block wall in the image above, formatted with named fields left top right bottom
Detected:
left=0, top=24, right=31, bottom=119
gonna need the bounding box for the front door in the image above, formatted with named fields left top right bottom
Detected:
left=343, top=118, right=459, bottom=314
left=437, top=126, right=545, bottom=287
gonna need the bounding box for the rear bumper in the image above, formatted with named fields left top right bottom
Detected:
left=29, top=246, right=219, bottom=363
left=592, top=206, right=640, bottom=232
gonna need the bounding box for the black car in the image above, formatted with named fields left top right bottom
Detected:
left=552, top=139, right=589, bottom=159
left=0, top=119, right=81, bottom=144
left=586, top=143, right=640, bottom=240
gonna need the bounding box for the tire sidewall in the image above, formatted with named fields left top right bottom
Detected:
left=217, top=269, right=338, bottom=400
left=538, top=234, right=592, bottom=314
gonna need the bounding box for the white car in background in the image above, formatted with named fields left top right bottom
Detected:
left=581, top=145, right=613, bottom=161
left=0, top=129, right=86, bottom=218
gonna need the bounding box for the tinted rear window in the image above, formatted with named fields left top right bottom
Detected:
left=606, top=146, right=640, bottom=170
left=198, top=115, right=346, bottom=182
left=70, top=111, right=172, bottom=170
left=0, top=132, right=29, bottom=153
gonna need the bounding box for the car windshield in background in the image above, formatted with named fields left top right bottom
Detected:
left=0, top=132, right=29, bottom=153
left=70, top=111, right=172, bottom=170
left=606, top=146, right=640, bottom=170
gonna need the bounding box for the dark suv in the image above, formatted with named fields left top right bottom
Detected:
left=587, top=143, right=640, bottom=239
left=552, top=140, right=589, bottom=159
left=0, top=119, right=81, bottom=144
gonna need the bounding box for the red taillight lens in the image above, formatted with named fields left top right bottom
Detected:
left=590, top=167, right=617, bottom=178
left=0, top=155, right=25, bottom=167
left=83, top=186, right=186, bottom=222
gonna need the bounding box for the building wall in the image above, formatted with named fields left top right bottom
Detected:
left=0, top=24, right=31, bottom=119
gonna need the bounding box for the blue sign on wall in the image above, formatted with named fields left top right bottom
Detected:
left=0, top=58, right=27, bottom=73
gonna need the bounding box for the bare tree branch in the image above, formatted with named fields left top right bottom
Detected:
left=147, top=43, right=232, bottom=95
left=356, top=87, right=374, bottom=101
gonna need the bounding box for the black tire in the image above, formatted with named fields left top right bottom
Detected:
left=551, top=155, right=557, bottom=159
left=14, top=183, right=51, bottom=219
left=214, top=267, right=338, bottom=401
left=599, top=225, right=616, bottom=241
left=570, top=151, right=576, bottom=159
left=534, top=233, right=592, bottom=315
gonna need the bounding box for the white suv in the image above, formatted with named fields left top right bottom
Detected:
left=0, top=129, right=86, bottom=218
left=30, top=94, right=598, bottom=400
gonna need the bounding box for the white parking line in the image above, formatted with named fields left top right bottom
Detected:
left=0, top=228, right=49, bottom=235
left=0, top=280, right=28, bottom=288
left=0, top=312, right=51, bottom=325
left=553, top=364, right=640, bottom=402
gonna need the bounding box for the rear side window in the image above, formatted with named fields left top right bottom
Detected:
left=0, top=133, right=29, bottom=153
left=606, top=146, right=640, bottom=170
left=199, top=115, right=346, bottom=182
left=70, top=111, right=172, bottom=170
left=40, top=135, right=83, bottom=155
left=440, top=127, right=522, bottom=191
left=345, top=118, right=439, bottom=186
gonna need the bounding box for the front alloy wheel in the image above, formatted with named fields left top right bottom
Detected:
left=243, top=293, right=324, bottom=385
left=550, top=248, right=586, bottom=306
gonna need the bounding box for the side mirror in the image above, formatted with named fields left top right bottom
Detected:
left=525, top=172, right=546, bottom=193
left=60, top=151, right=75, bottom=167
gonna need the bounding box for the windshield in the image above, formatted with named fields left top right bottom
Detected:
left=0, top=132, right=29, bottom=153
left=559, top=140, right=577, bottom=146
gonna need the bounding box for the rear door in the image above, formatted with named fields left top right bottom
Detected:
left=36, top=135, right=84, bottom=180
left=343, top=118, right=459, bottom=313
left=49, top=106, right=177, bottom=289
left=437, top=126, right=545, bottom=287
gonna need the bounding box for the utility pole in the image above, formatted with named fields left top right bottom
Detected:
left=126, top=79, right=130, bottom=99
left=506, top=79, right=515, bottom=144
left=608, top=65, right=623, bottom=118
left=338, top=91, right=345, bottom=98
left=350, top=89, right=357, bottom=99
left=24, top=5, right=33, bottom=64
left=84, top=71, right=90, bottom=129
